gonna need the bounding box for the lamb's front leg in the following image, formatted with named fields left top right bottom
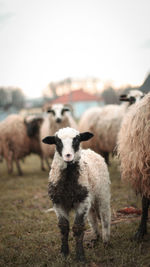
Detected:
left=73, top=200, right=90, bottom=262
left=54, top=206, right=69, bottom=257
left=58, top=216, right=69, bottom=256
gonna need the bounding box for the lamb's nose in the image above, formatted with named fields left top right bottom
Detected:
left=66, top=154, right=71, bottom=158
left=56, top=118, right=61, bottom=123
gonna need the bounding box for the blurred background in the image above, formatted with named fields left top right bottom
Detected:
left=1, top=2, right=150, bottom=265
left=0, top=0, right=150, bottom=119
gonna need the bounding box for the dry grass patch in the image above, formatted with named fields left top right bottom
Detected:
left=0, top=155, right=150, bottom=266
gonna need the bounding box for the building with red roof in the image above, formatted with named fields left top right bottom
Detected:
left=48, top=89, right=104, bottom=118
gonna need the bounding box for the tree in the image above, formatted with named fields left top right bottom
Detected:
left=0, top=87, right=25, bottom=110
left=48, top=82, right=57, bottom=98
left=102, top=87, right=120, bottom=104
left=0, top=87, right=12, bottom=108
left=12, top=88, right=25, bottom=109
left=139, top=73, right=150, bottom=93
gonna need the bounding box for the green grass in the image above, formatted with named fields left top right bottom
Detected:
left=0, top=155, right=150, bottom=267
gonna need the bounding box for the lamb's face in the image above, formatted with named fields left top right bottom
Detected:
left=56, top=128, right=81, bottom=162
left=120, top=90, right=144, bottom=105
left=42, top=127, right=94, bottom=163
left=47, top=104, right=70, bottom=124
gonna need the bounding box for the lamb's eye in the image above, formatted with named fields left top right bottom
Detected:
left=56, top=138, right=62, bottom=146
left=72, top=137, right=80, bottom=151
left=55, top=137, right=63, bottom=155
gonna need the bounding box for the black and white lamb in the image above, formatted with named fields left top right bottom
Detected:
left=42, top=127, right=111, bottom=262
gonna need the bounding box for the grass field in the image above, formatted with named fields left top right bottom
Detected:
left=0, top=155, right=150, bottom=267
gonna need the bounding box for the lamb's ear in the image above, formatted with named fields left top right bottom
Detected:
left=42, top=136, right=56, bottom=145
left=79, top=132, right=94, bottom=142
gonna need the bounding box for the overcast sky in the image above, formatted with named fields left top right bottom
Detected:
left=0, top=0, right=150, bottom=97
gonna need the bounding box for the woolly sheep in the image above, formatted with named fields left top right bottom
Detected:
left=117, top=93, right=150, bottom=240
left=0, top=114, right=43, bottom=175
left=79, top=106, right=109, bottom=161
left=42, top=127, right=111, bottom=261
left=40, top=103, right=78, bottom=168
left=79, top=90, right=144, bottom=164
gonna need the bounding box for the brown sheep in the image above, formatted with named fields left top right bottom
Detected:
left=0, top=114, right=43, bottom=175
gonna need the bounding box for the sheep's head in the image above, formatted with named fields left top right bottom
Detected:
left=24, top=116, right=43, bottom=137
left=119, top=90, right=144, bottom=105
left=42, top=127, right=93, bottom=163
left=46, top=104, right=72, bottom=124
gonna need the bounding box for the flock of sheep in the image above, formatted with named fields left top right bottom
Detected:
left=0, top=104, right=77, bottom=175
left=0, top=89, right=150, bottom=261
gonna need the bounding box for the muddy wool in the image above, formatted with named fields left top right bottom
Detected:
left=48, top=161, right=88, bottom=212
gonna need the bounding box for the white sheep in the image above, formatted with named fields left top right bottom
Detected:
left=79, top=106, right=102, bottom=133
left=40, top=103, right=78, bottom=168
left=0, top=114, right=43, bottom=175
left=42, top=127, right=111, bottom=262
left=79, top=106, right=108, bottom=160
left=79, top=90, right=144, bottom=164
left=117, top=92, right=150, bottom=240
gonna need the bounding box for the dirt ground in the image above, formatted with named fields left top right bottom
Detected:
left=0, top=155, right=150, bottom=267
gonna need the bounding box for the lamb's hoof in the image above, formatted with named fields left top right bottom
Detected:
left=133, top=229, right=146, bottom=242
left=61, top=246, right=69, bottom=258
left=84, top=231, right=99, bottom=248
left=76, top=254, right=86, bottom=263
left=103, top=241, right=110, bottom=249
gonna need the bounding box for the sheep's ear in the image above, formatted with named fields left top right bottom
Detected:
left=42, top=136, right=56, bottom=145
left=61, top=107, right=70, bottom=115
left=119, top=94, right=128, bottom=101
left=79, top=132, right=94, bottom=142
left=64, top=103, right=73, bottom=113
left=47, top=108, right=53, bottom=113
